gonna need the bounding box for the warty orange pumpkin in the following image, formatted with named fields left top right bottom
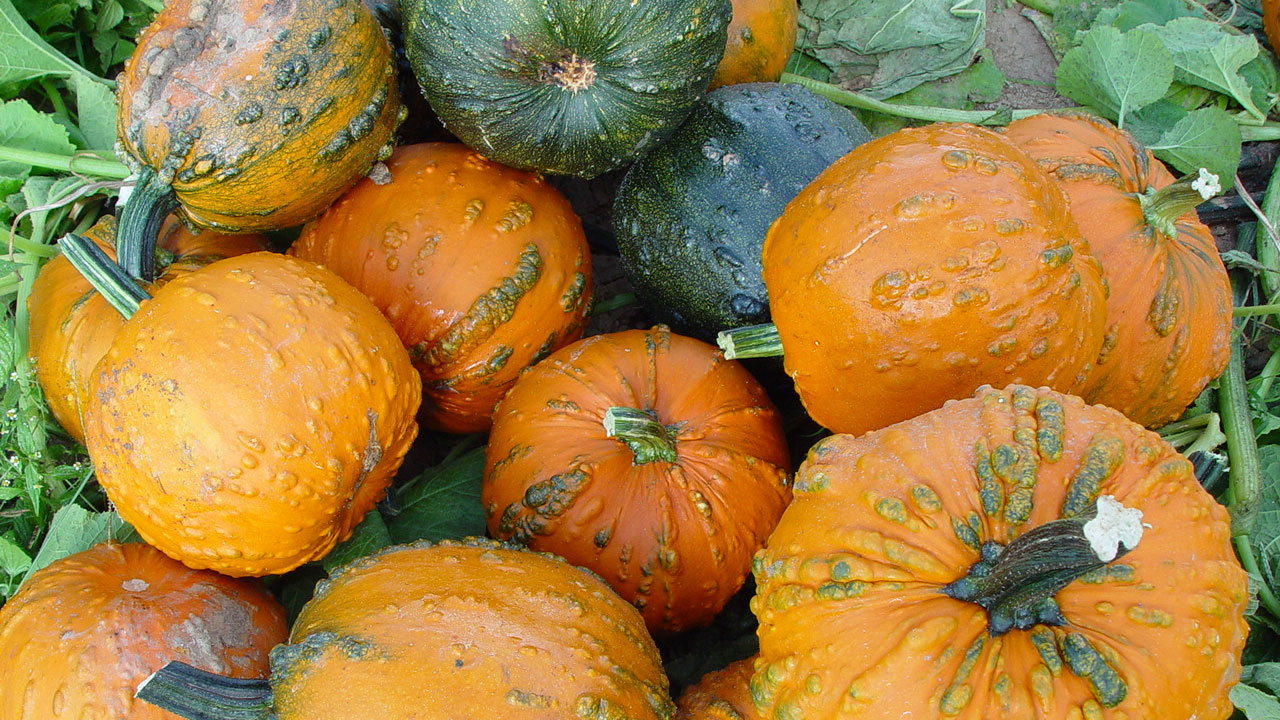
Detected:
left=0, top=542, right=287, bottom=720
left=676, top=656, right=762, bottom=720
left=1003, top=112, right=1232, bottom=427
left=290, top=142, right=593, bottom=433
left=709, top=0, right=798, bottom=89
left=751, top=384, right=1248, bottom=719
left=483, top=325, right=792, bottom=633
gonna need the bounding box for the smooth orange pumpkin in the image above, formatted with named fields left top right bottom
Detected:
left=137, top=538, right=676, bottom=720
left=0, top=542, right=286, bottom=720
left=751, top=384, right=1248, bottom=719
left=483, top=326, right=792, bottom=633
left=710, top=0, right=798, bottom=88
left=1264, top=0, right=1280, bottom=54
left=80, top=252, right=421, bottom=576
left=291, top=143, right=592, bottom=433
left=749, top=122, right=1107, bottom=436
left=27, top=216, right=267, bottom=444
left=676, top=656, right=762, bottom=720
left=1003, top=112, right=1232, bottom=427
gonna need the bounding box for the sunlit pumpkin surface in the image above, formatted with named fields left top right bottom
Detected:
left=675, top=656, right=763, bottom=720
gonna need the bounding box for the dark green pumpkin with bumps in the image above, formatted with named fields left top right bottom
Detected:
left=400, top=0, right=731, bottom=178
left=612, top=82, right=871, bottom=337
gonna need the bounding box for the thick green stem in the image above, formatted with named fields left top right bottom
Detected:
left=603, top=407, right=678, bottom=464
left=1254, top=157, right=1280, bottom=304
left=1257, top=350, right=1280, bottom=402
left=780, top=73, right=1041, bottom=126
left=1234, top=304, right=1280, bottom=317
left=943, top=496, right=1144, bottom=636
left=1235, top=536, right=1280, bottom=621
left=135, top=661, right=273, bottom=720
left=717, top=323, right=784, bottom=360
left=59, top=233, right=148, bottom=318
left=1219, top=336, right=1261, bottom=537
left=0, top=146, right=130, bottom=179
left=590, top=292, right=636, bottom=316
left=1136, top=170, right=1221, bottom=238
left=116, top=168, right=178, bottom=281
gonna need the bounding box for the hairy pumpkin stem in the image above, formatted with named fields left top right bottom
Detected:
left=116, top=167, right=178, bottom=281
left=943, top=496, right=1145, bottom=636
left=1136, top=168, right=1221, bottom=238
left=59, top=232, right=149, bottom=318
left=135, top=661, right=273, bottom=720
left=603, top=406, right=679, bottom=464
left=717, top=323, right=783, bottom=360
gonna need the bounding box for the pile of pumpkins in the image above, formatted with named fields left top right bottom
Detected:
left=0, top=0, right=1252, bottom=718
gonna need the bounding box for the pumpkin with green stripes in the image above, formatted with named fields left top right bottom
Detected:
left=290, top=142, right=593, bottom=433
left=751, top=384, right=1247, bottom=720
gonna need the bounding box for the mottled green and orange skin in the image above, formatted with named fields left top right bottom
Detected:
left=1004, top=113, right=1232, bottom=428
left=269, top=538, right=676, bottom=720
left=676, top=657, right=763, bottom=720
left=709, top=0, right=797, bottom=89
left=0, top=542, right=286, bottom=720
left=290, top=143, right=592, bottom=433
left=84, top=253, right=421, bottom=577
left=483, top=326, right=792, bottom=634
left=27, top=215, right=267, bottom=444
left=762, top=122, right=1106, bottom=436
left=116, top=0, right=400, bottom=232
left=752, top=385, right=1248, bottom=719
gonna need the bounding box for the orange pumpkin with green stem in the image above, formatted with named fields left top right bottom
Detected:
left=291, top=143, right=593, bottom=433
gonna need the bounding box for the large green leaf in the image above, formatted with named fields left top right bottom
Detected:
left=0, top=0, right=96, bottom=85
left=1055, top=25, right=1173, bottom=127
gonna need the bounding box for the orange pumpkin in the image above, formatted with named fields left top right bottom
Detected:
left=483, top=326, right=792, bottom=633
left=751, top=384, right=1248, bottom=719
left=78, top=250, right=421, bottom=576
left=676, top=657, right=762, bottom=720
left=1264, top=0, right=1280, bottom=54
left=0, top=542, right=286, bottom=720
left=27, top=216, right=267, bottom=444
left=291, top=143, right=592, bottom=433
left=1003, top=112, right=1232, bottom=427
left=743, top=122, right=1106, bottom=436
left=137, top=538, right=676, bottom=720
left=710, top=0, right=798, bottom=89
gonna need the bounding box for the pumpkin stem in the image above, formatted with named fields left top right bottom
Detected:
left=59, top=232, right=150, bottom=318
left=135, top=661, right=273, bottom=720
left=117, top=167, right=178, bottom=281
left=603, top=406, right=679, bottom=465
left=717, top=323, right=783, bottom=360
left=1136, top=168, right=1221, bottom=238
left=942, top=495, right=1146, bottom=636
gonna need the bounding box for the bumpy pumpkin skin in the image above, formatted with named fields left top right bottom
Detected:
left=676, top=657, right=762, bottom=720
left=0, top=542, right=286, bottom=720
left=290, top=143, right=592, bottom=433
left=84, top=253, right=421, bottom=576
left=752, top=385, right=1248, bottom=719
left=27, top=216, right=267, bottom=444
left=116, top=0, right=400, bottom=232
left=762, top=123, right=1106, bottom=436
left=270, top=538, right=675, bottom=720
left=709, top=0, right=798, bottom=89
left=483, top=326, right=792, bottom=633
left=1003, top=113, right=1232, bottom=427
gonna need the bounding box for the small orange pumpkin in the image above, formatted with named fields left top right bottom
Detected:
left=676, top=656, right=762, bottom=720
left=483, top=325, right=792, bottom=633
left=27, top=216, right=267, bottom=444
left=291, top=142, right=592, bottom=433
left=1003, top=112, right=1232, bottom=427
left=710, top=0, right=798, bottom=89
left=0, top=542, right=287, bottom=720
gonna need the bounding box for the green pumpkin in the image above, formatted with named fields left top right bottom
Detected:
left=400, top=0, right=731, bottom=178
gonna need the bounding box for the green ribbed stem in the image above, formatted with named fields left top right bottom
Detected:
left=59, top=233, right=149, bottom=318
left=716, top=323, right=783, bottom=360
left=942, top=500, right=1142, bottom=636
left=135, top=661, right=273, bottom=720
left=1135, top=171, right=1219, bottom=238
left=117, top=167, right=178, bottom=281
left=603, top=406, right=678, bottom=464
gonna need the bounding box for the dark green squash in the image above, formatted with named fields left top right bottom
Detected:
left=400, top=0, right=731, bottom=178
left=612, top=82, right=871, bottom=337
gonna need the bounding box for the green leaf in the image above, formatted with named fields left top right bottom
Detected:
left=0, top=532, right=31, bottom=577
left=0, top=0, right=94, bottom=85
left=0, top=487, right=22, bottom=501
left=20, top=505, right=136, bottom=586
left=1144, top=105, right=1242, bottom=180
left=1055, top=26, right=1173, bottom=127
left=783, top=51, right=831, bottom=83
left=386, top=443, right=487, bottom=544
left=1093, top=0, right=1202, bottom=30
left=1140, top=17, right=1267, bottom=119
left=889, top=48, right=1006, bottom=108
left=94, top=0, right=124, bottom=34
left=1253, top=446, right=1280, bottom=589
left=1240, top=52, right=1280, bottom=117
left=72, top=72, right=116, bottom=151
left=1244, top=663, right=1280, bottom=697
left=322, top=509, right=392, bottom=573
left=0, top=99, right=75, bottom=177
left=1233, top=683, right=1280, bottom=719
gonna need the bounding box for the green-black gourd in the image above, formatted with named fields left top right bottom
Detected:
left=613, top=82, right=871, bottom=337
left=400, top=0, right=731, bottom=178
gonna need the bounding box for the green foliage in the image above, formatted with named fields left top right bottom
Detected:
left=386, top=441, right=488, bottom=544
